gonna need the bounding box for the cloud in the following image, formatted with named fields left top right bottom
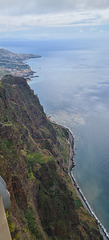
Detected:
left=0, top=9, right=109, bottom=30
left=1, top=0, right=109, bottom=15
left=0, top=0, right=109, bottom=33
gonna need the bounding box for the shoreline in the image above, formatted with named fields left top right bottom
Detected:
left=67, top=127, right=109, bottom=240
left=26, top=55, right=109, bottom=239
left=0, top=48, right=41, bottom=81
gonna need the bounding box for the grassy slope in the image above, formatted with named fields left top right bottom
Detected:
left=0, top=75, right=103, bottom=240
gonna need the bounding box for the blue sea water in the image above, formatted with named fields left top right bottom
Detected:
left=1, top=38, right=109, bottom=234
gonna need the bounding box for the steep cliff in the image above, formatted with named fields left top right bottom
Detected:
left=0, top=75, right=103, bottom=240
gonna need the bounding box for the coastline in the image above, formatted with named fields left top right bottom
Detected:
left=67, top=127, right=109, bottom=240
left=25, top=52, right=109, bottom=239
left=0, top=48, right=41, bottom=81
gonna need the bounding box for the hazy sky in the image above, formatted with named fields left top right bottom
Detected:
left=1, top=0, right=109, bottom=39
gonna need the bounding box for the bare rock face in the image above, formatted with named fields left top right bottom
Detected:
left=0, top=75, right=103, bottom=240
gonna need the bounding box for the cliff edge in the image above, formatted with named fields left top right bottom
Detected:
left=0, top=75, right=103, bottom=240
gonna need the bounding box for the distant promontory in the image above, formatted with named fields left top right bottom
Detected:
left=0, top=48, right=40, bottom=80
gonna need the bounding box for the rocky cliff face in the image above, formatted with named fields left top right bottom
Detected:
left=0, top=75, right=103, bottom=240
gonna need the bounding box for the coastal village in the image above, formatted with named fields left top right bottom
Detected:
left=0, top=48, right=40, bottom=80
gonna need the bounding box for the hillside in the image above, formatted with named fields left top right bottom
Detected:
left=0, top=75, right=103, bottom=240
left=0, top=48, right=40, bottom=80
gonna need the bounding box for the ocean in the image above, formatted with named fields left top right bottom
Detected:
left=1, top=38, right=109, bottom=235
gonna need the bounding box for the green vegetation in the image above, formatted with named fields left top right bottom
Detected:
left=26, top=151, right=54, bottom=180
left=27, top=168, right=34, bottom=180
left=55, top=126, right=70, bottom=165
left=0, top=137, right=18, bottom=167
left=24, top=206, right=44, bottom=240
left=61, top=127, right=69, bottom=140
left=27, top=151, right=54, bottom=165
left=75, top=199, right=83, bottom=209
left=6, top=211, right=20, bottom=240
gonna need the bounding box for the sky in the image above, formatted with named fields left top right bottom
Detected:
left=1, top=0, right=109, bottom=40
